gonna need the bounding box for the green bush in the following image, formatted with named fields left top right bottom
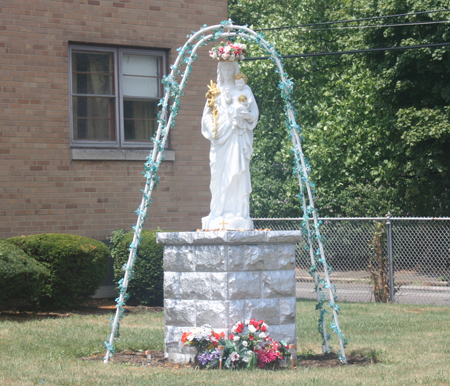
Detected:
left=111, top=229, right=164, bottom=306
left=0, top=240, right=49, bottom=307
left=7, top=234, right=109, bottom=308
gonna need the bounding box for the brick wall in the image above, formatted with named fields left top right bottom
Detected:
left=0, top=0, right=228, bottom=239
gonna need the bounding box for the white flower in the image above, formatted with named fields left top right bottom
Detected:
left=242, top=341, right=248, bottom=347
left=242, top=350, right=252, bottom=362
left=233, top=335, right=240, bottom=342
left=230, top=352, right=239, bottom=362
left=248, top=325, right=256, bottom=334
left=244, top=319, right=250, bottom=325
left=259, top=332, right=266, bottom=339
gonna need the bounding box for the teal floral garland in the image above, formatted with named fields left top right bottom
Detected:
left=104, top=20, right=347, bottom=364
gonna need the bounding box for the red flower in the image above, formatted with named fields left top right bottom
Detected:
left=229, top=334, right=234, bottom=340
left=250, top=319, right=260, bottom=331
left=181, top=332, right=191, bottom=344
left=260, top=325, right=267, bottom=332
left=258, top=320, right=264, bottom=326
left=249, top=335, right=254, bottom=341
left=250, top=319, right=259, bottom=328
left=235, top=322, right=244, bottom=333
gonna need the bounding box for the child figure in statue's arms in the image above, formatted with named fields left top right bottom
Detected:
left=224, top=72, right=253, bottom=135
left=230, top=73, right=254, bottom=135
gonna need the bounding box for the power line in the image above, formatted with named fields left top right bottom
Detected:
left=254, top=8, right=450, bottom=32
left=302, top=19, right=450, bottom=31
left=243, top=41, right=450, bottom=61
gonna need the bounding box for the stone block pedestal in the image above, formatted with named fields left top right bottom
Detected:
left=156, top=230, right=301, bottom=363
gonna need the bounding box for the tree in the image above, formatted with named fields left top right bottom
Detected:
left=229, top=0, right=450, bottom=217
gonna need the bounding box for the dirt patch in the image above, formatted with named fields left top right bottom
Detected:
left=82, top=350, right=377, bottom=369
left=82, top=350, right=194, bottom=369
left=296, top=352, right=379, bottom=368
left=0, top=298, right=163, bottom=322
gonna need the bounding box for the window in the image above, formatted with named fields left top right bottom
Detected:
left=70, top=45, right=166, bottom=148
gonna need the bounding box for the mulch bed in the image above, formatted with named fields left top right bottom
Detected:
left=81, top=350, right=377, bottom=369
left=82, top=350, right=194, bottom=369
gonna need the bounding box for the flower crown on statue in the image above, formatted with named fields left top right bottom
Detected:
left=209, top=41, right=247, bottom=61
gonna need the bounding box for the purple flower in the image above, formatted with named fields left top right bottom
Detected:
left=198, top=349, right=219, bottom=366
left=358, top=197, right=361, bottom=199
left=326, top=206, right=329, bottom=209
left=198, top=352, right=213, bottom=365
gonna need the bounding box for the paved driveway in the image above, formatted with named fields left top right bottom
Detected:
left=296, top=281, right=450, bottom=305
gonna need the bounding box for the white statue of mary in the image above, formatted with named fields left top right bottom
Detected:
left=201, top=59, right=259, bottom=230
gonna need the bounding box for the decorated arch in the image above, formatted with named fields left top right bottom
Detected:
left=104, top=21, right=347, bottom=364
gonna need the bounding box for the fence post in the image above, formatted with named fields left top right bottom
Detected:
left=386, top=212, right=394, bottom=302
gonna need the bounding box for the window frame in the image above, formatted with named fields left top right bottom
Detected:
left=69, top=45, right=167, bottom=149
left=118, top=47, right=166, bottom=148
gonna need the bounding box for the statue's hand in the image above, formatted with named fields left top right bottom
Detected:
left=224, top=87, right=232, bottom=103
left=237, top=111, right=252, bottom=121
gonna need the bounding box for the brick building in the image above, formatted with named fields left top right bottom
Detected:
left=0, top=0, right=228, bottom=241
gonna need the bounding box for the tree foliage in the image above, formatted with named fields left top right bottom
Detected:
left=229, top=0, right=450, bottom=217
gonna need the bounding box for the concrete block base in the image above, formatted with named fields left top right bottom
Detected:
left=157, top=230, right=300, bottom=362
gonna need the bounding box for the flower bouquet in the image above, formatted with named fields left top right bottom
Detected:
left=209, top=41, right=247, bottom=61
left=254, top=338, right=290, bottom=370
left=181, top=325, right=225, bottom=367
left=182, top=319, right=291, bottom=370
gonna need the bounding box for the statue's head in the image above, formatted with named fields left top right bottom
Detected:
left=234, top=73, right=248, bottom=91
left=217, top=61, right=240, bottom=87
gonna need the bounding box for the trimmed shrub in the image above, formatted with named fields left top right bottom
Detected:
left=7, top=234, right=109, bottom=308
left=111, top=229, right=164, bottom=306
left=0, top=240, right=49, bottom=307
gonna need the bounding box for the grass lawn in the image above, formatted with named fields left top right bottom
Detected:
left=1, top=300, right=450, bottom=386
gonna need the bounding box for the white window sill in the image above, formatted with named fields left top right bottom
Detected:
left=71, top=148, right=175, bottom=161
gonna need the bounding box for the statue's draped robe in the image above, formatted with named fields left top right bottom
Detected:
left=201, top=85, right=259, bottom=229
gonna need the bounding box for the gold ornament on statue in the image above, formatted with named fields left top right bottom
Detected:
left=205, top=80, right=221, bottom=139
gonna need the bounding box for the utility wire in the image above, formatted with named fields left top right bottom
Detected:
left=302, top=19, right=450, bottom=31
left=243, top=41, right=450, bottom=61
left=254, top=8, right=450, bottom=31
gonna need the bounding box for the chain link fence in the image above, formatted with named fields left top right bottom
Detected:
left=253, top=217, right=450, bottom=305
